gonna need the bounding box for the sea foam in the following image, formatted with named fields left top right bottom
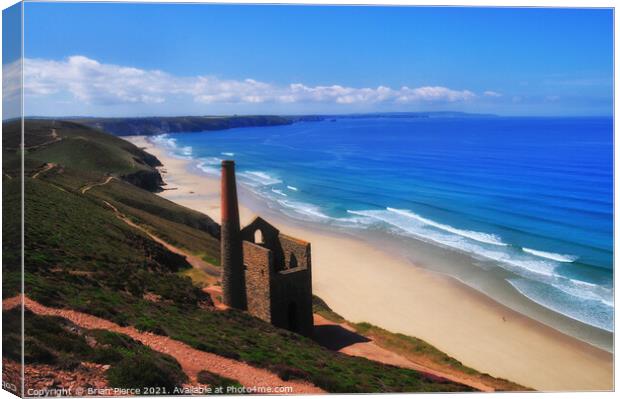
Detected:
left=522, top=247, right=578, bottom=263
left=508, top=278, right=613, bottom=332
left=271, top=188, right=288, bottom=197
left=239, top=171, right=282, bottom=186
left=386, top=207, right=507, bottom=246
left=276, top=198, right=331, bottom=220
left=150, top=134, right=194, bottom=159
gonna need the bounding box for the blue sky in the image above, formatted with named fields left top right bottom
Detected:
left=14, top=2, right=614, bottom=116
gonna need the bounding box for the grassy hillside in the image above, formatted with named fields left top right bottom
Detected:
left=3, top=308, right=189, bottom=390
left=2, top=119, right=474, bottom=393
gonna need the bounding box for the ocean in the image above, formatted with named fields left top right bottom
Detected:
left=152, top=116, right=614, bottom=333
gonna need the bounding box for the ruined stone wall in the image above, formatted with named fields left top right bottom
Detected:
left=243, top=241, right=273, bottom=323
left=279, top=234, right=311, bottom=271
left=270, top=268, right=314, bottom=336
left=239, top=219, right=314, bottom=336
left=271, top=236, right=313, bottom=336
left=240, top=218, right=284, bottom=268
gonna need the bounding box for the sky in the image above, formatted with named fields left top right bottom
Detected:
left=4, top=2, right=614, bottom=117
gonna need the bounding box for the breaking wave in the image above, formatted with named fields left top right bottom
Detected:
left=238, top=171, right=282, bottom=186
left=150, top=134, right=194, bottom=159
left=271, top=188, right=288, bottom=197
left=522, top=247, right=578, bottom=263
left=386, top=207, right=507, bottom=246
left=196, top=157, right=222, bottom=175
left=508, top=278, right=613, bottom=332
left=276, top=198, right=331, bottom=220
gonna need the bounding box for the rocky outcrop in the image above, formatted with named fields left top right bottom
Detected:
left=121, top=169, right=165, bottom=192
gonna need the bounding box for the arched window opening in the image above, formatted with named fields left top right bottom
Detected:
left=289, top=253, right=298, bottom=269
left=254, top=229, right=264, bottom=244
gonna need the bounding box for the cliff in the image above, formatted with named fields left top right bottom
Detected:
left=70, top=115, right=296, bottom=136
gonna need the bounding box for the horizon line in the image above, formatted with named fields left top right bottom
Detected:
left=7, top=112, right=614, bottom=121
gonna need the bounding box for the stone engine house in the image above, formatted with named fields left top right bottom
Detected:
left=220, top=160, right=313, bottom=336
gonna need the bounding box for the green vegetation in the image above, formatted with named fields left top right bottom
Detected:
left=312, top=295, right=345, bottom=323
left=106, top=352, right=188, bottom=391
left=2, top=119, right=477, bottom=393
left=196, top=371, right=242, bottom=390
left=19, top=120, right=163, bottom=188
left=91, top=179, right=220, bottom=263
left=180, top=268, right=216, bottom=288
left=3, top=308, right=188, bottom=390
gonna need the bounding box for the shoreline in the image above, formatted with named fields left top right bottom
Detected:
left=125, top=135, right=613, bottom=391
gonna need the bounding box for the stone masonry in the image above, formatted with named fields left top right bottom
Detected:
left=219, top=161, right=313, bottom=336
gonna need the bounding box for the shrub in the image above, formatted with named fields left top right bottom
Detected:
left=196, top=370, right=242, bottom=390
left=106, top=352, right=187, bottom=391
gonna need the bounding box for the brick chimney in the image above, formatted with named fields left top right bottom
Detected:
left=220, top=160, right=246, bottom=309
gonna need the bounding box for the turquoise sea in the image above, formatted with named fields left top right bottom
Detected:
left=153, top=116, right=613, bottom=333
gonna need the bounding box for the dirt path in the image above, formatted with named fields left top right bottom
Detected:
left=21, top=128, right=63, bottom=150
left=313, top=314, right=493, bottom=392
left=3, top=295, right=324, bottom=394
left=32, top=163, right=57, bottom=179
left=101, top=201, right=220, bottom=279
left=2, top=295, right=22, bottom=310
left=80, top=176, right=116, bottom=194
left=203, top=285, right=228, bottom=310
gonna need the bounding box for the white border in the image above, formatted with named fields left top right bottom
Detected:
left=0, top=1, right=616, bottom=399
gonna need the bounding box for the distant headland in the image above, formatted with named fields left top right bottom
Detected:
left=54, top=112, right=498, bottom=136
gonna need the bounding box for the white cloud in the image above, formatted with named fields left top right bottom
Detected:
left=3, top=58, right=22, bottom=119
left=483, top=90, right=502, bottom=97
left=20, top=55, right=482, bottom=110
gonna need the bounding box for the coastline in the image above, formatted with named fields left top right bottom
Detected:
left=125, top=135, right=613, bottom=391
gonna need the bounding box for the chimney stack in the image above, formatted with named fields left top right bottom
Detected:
left=220, top=160, right=246, bottom=309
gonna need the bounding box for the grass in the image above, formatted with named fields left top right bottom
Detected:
left=12, top=119, right=164, bottom=192
left=312, top=295, right=345, bottom=323
left=2, top=177, right=22, bottom=299
left=180, top=268, right=217, bottom=288
left=3, top=308, right=188, bottom=390
left=196, top=370, right=242, bottom=390
left=89, top=178, right=220, bottom=263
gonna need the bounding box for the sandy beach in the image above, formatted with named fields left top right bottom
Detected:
left=126, top=135, right=613, bottom=391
